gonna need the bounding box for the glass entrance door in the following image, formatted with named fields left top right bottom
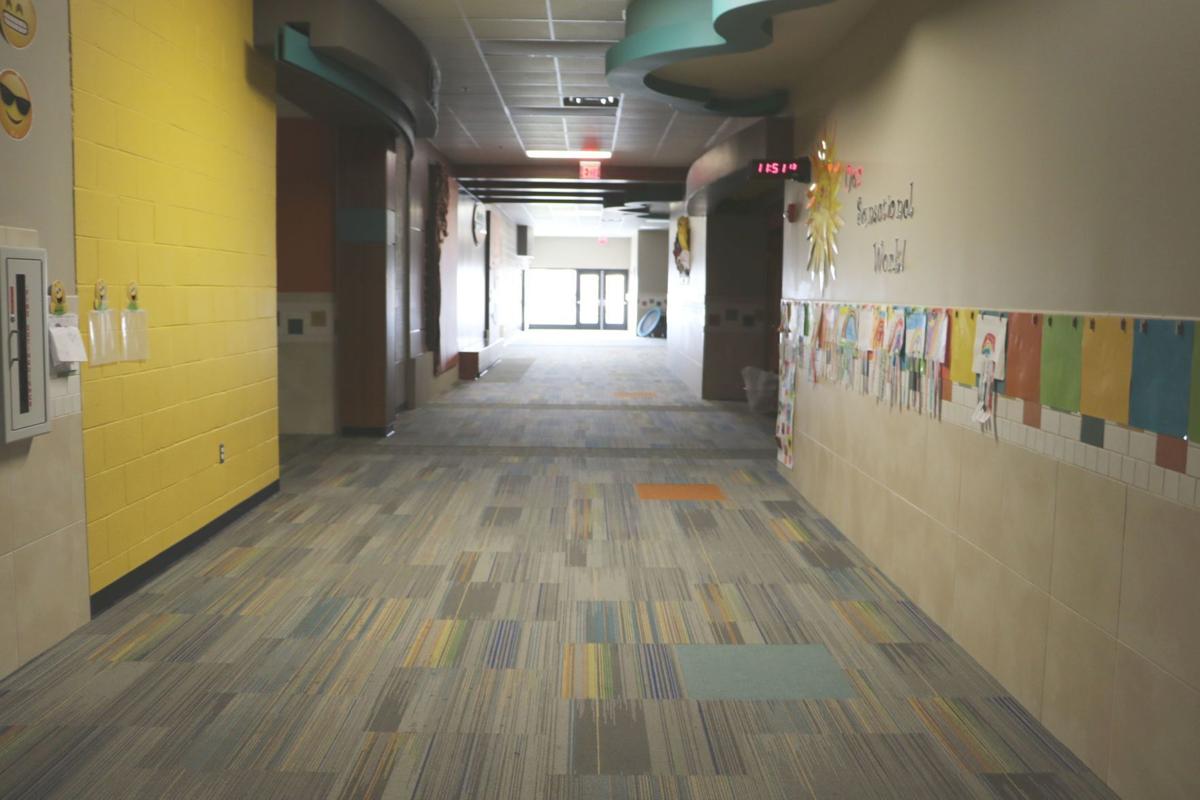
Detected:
left=525, top=268, right=630, bottom=330
left=577, top=270, right=602, bottom=329
left=603, top=271, right=628, bottom=330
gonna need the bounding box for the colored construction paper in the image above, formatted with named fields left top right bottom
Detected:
left=1129, top=319, right=1194, bottom=439
left=1040, top=314, right=1083, bottom=412
left=1080, top=316, right=1134, bottom=425
left=1004, top=313, right=1042, bottom=402
left=949, top=309, right=978, bottom=386
left=1191, top=325, right=1200, bottom=442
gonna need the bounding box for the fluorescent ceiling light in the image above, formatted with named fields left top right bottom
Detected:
left=525, top=150, right=613, bottom=160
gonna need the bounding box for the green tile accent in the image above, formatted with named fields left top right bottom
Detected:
left=1190, top=324, right=1200, bottom=441
left=676, top=644, right=855, bottom=700
left=336, top=208, right=395, bottom=244
left=1080, top=415, right=1105, bottom=448
left=1040, top=314, right=1084, bottom=412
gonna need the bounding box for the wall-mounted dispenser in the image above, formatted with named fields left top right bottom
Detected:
left=1, top=246, right=51, bottom=443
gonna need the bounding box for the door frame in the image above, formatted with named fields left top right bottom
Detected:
left=526, top=268, right=630, bottom=331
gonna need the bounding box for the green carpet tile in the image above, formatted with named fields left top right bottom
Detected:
left=0, top=337, right=1117, bottom=799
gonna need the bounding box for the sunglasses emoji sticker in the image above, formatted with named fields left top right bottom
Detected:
left=0, top=69, right=31, bottom=139
left=1, top=0, right=35, bottom=48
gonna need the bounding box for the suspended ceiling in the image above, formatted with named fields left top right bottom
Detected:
left=377, top=0, right=752, bottom=167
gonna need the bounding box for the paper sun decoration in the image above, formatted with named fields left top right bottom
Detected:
left=806, top=134, right=844, bottom=291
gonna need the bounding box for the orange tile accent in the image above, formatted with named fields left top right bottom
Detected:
left=636, top=483, right=726, bottom=501
left=1023, top=399, right=1042, bottom=429
left=614, top=391, right=658, bottom=399
left=1155, top=435, right=1187, bottom=473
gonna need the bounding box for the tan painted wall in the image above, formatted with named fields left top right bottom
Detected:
left=531, top=236, right=634, bottom=271
left=779, top=1, right=1200, bottom=797
left=0, top=0, right=90, bottom=677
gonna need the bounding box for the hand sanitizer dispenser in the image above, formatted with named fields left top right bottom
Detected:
left=1, top=247, right=51, bottom=443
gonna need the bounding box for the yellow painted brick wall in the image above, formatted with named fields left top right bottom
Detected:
left=71, top=0, right=279, bottom=592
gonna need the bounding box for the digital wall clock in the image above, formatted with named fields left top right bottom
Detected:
left=750, top=159, right=811, bottom=181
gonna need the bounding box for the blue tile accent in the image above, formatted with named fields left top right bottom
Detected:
left=675, top=644, right=856, bottom=700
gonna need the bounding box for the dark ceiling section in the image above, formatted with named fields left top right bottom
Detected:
left=256, top=0, right=439, bottom=136
left=456, top=165, right=685, bottom=217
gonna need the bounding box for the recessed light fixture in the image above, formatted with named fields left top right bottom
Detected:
left=526, top=150, right=613, bottom=160
left=562, top=96, right=619, bottom=108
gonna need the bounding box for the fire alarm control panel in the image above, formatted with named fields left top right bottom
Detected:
left=1, top=247, right=51, bottom=443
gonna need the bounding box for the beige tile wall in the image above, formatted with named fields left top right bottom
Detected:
left=0, top=225, right=91, bottom=680
left=784, top=377, right=1200, bottom=800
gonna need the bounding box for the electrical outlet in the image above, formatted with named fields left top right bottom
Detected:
left=219, top=443, right=226, bottom=464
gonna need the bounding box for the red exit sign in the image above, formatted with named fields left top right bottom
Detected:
left=580, top=160, right=602, bottom=180
left=751, top=159, right=809, bottom=180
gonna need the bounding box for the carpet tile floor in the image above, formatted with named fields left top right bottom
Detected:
left=0, top=335, right=1116, bottom=799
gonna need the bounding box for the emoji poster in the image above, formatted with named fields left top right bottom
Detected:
left=1, top=0, right=36, bottom=48
left=972, top=314, right=1008, bottom=380
left=0, top=68, right=31, bottom=139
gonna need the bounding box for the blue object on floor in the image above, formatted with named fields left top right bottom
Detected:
left=637, top=307, right=663, bottom=337
left=675, top=644, right=856, bottom=700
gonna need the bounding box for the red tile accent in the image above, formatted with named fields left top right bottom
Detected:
left=1155, top=435, right=1188, bottom=473
left=1023, top=400, right=1042, bottom=429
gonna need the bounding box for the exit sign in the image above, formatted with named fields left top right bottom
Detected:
left=750, top=159, right=809, bottom=180
left=580, top=160, right=602, bottom=180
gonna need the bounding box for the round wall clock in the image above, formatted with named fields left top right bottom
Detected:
left=472, top=203, right=488, bottom=245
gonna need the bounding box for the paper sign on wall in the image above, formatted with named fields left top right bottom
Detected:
left=1040, top=315, right=1083, bottom=412
left=972, top=314, right=1008, bottom=380
left=1004, top=313, right=1042, bottom=402
left=925, top=309, right=949, bottom=363
left=1129, top=319, right=1194, bottom=439
left=858, top=305, right=878, bottom=352
left=905, top=311, right=927, bottom=361
left=885, top=307, right=906, bottom=354
left=949, top=309, right=977, bottom=386
left=1080, top=316, right=1133, bottom=425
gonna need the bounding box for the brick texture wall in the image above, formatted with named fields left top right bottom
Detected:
left=70, top=0, right=278, bottom=592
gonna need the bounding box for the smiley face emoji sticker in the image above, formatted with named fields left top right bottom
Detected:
left=0, top=69, right=31, bottom=139
left=1, top=0, right=36, bottom=48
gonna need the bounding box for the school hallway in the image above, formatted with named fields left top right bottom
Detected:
left=0, top=338, right=1115, bottom=799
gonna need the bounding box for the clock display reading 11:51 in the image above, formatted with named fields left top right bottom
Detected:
left=751, top=159, right=805, bottom=178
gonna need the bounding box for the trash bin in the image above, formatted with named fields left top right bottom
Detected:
left=742, top=366, right=779, bottom=415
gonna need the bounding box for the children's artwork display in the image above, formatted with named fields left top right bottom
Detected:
left=787, top=300, right=1198, bottom=468
left=971, top=314, right=1008, bottom=427
left=972, top=314, right=1008, bottom=380
left=777, top=300, right=802, bottom=468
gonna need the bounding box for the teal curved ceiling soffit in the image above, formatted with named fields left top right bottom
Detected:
left=606, top=0, right=834, bottom=116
